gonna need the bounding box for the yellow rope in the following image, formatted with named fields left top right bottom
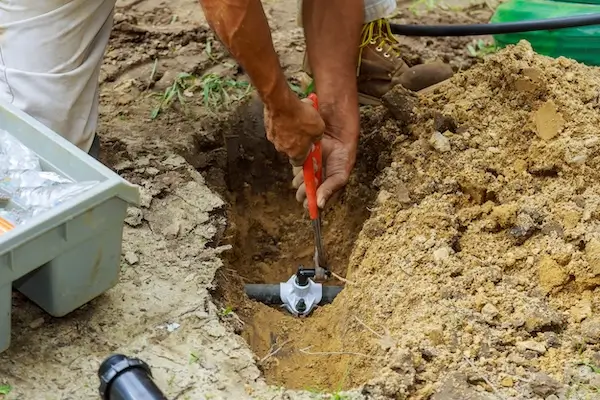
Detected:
left=357, top=19, right=402, bottom=75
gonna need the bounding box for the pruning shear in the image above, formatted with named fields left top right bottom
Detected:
left=303, top=93, right=329, bottom=280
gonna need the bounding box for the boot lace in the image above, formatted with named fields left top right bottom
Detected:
left=358, top=19, right=402, bottom=74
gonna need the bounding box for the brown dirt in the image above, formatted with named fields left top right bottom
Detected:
left=9, top=0, right=594, bottom=399
left=211, top=97, right=396, bottom=389
left=223, top=41, right=600, bottom=399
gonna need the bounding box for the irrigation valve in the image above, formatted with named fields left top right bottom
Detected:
left=279, top=266, right=323, bottom=317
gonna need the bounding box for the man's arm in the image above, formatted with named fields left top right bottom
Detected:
left=198, top=0, right=291, bottom=111
left=302, top=0, right=363, bottom=119
left=198, top=0, right=324, bottom=163
left=301, top=0, right=364, bottom=207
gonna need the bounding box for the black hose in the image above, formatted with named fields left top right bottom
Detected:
left=389, top=14, right=600, bottom=37
left=98, top=355, right=168, bottom=400
left=244, top=284, right=343, bottom=305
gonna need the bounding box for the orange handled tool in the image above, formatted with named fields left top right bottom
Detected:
left=303, top=93, right=322, bottom=221
left=302, top=93, right=329, bottom=277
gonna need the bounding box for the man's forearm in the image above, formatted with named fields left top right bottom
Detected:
left=302, top=0, right=363, bottom=139
left=198, top=0, right=293, bottom=111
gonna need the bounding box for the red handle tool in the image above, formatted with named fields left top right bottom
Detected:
left=302, top=93, right=328, bottom=275
left=303, top=93, right=322, bottom=221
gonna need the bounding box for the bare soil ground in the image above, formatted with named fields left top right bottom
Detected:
left=7, top=0, right=600, bottom=399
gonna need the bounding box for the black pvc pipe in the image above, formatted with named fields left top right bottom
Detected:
left=98, top=355, right=168, bottom=400
left=389, top=14, right=600, bottom=37
left=244, top=284, right=343, bottom=305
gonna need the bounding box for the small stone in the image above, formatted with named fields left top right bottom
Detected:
left=429, top=131, right=451, bottom=152
left=585, top=137, right=599, bottom=147
left=145, top=167, right=160, bottom=176
left=500, top=377, right=514, bottom=387
left=590, top=374, right=600, bottom=388
left=490, top=204, right=518, bottom=228
left=543, top=332, right=561, bottom=348
left=581, top=318, right=600, bottom=344
left=517, top=340, right=547, bottom=354
left=566, top=365, right=596, bottom=384
left=125, top=207, right=143, bottom=227
left=514, top=159, right=528, bottom=173
left=427, top=326, right=445, bottom=346
left=515, top=78, right=537, bottom=92
left=541, top=221, right=564, bottom=238
left=124, top=251, right=139, bottom=265
left=545, top=395, right=559, bottom=400
left=510, top=313, right=526, bottom=328
left=534, top=100, right=565, bottom=141
left=529, top=372, right=561, bottom=397
left=113, top=159, right=133, bottom=171
left=376, top=190, right=392, bottom=205
left=585, top=238, right=600, bottom=276
left=163, top=154, right=187, bottom=168
left=523, top=304, right=565, bottom=333
left=570, top=297, right=592, bottom=323
left=395, top=183, right=412, bottom=204
left=432, top=373, right=488, bottom=400
left=29, top=317, right=45, bottom=329
left=538, top=255, right=569, bottom=295
left=433, top=113, right=457, bottom=133
left=567, top=154, right=587, bottom=165
left=381, top=85, right=418, bottom=126
left=164, top=222, right=181, bottom=239
left=433, top=246, right=452, bottom=263
left=481, top=303, right=499, bottom=320
left=561, top=209, right=581, bottom=230
left=523, top=67, right=543, bottom=82
left=138, top=186, right=153, bottom=208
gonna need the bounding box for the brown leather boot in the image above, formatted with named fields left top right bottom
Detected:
left=302, top=18, right=454, bottom=105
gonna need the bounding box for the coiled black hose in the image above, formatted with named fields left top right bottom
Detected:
left=389, top=13, right=600, bottom=37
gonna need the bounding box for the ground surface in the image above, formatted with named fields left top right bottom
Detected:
left=5, top=0, right=600, bottom=399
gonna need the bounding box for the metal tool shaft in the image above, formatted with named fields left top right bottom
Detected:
left=312, top=218, right=328, bottom=269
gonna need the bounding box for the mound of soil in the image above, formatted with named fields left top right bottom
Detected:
left=230, top=41, right=600, bottom=399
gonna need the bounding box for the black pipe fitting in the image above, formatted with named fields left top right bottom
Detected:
left=244, top=284, right=343, bottom=305
left=296, top=266, right=316, bottom=286
left=98, top=354, right=168, bottom=400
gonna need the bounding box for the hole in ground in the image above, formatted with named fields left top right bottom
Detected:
left=206, top=98, right=398, bottom=392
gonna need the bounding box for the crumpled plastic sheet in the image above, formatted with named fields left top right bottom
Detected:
left=0, top=129, right=99, bottom=227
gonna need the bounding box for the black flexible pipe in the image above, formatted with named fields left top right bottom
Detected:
left=389, top=14, right=600, bottom=37
left=244, top=284, right=343, bottom=305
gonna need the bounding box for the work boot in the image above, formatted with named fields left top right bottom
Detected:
left=302, top=18, right=454, bottom=105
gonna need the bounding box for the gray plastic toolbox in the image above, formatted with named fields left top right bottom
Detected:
left=0, top=99, right=140, bottom=353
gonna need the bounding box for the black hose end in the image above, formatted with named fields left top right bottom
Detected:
left=98, top=354, right=152, bottom=400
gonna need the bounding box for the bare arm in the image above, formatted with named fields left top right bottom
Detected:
left=301, top=0, right=364, bottom=206
left=302, top=0, right=363, bottom=138
left=198, top=0, right=324, bottom=163
left=198, top=0, right=294, bottom=112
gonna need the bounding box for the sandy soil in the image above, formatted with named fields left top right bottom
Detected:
left=3, top=0, right=576, bottom=399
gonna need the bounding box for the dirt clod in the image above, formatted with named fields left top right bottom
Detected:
left=534, top=100, right=565, bottom=141
left=529, top=372, right=562, bottom=397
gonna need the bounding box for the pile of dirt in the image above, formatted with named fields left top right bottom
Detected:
left=236, top=41, right=600, bottom=399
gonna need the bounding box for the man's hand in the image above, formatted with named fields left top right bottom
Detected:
left=292, top=105, right=359, bottom=209
left=264, top=96, right=325, bottom=166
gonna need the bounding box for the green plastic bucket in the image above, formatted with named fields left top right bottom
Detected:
left=491, top=0, right=600, bottom=66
